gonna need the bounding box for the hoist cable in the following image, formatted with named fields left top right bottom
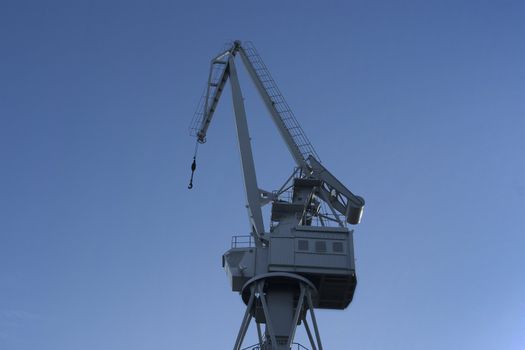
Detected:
left=187, top=141, right=199, bottom=189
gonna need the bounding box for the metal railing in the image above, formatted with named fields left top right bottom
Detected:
left=241, top=343, right=309, bottom=350
left=241, top=41, right=320, bottom=163
left=269, top=188, right=346, bottom=228
left=231, top=235, right=255, bottom=248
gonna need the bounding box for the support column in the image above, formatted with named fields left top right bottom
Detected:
left=232, top=273, right=323, bottom=350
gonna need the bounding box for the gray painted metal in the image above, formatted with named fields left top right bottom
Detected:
left=308, top=156, right=365, bottom=225
left=190, top=40, right=366, bottom=349
left=235, top=274, right=323, bottom=350
left=238, top=47, right=308, bottom=170
left=228, top=56, right=265, bottom=240
left=235, top=287, right=255, bottom=350
left=302, top=317, right=317, bottom=350
left=190, top=49, right=231, bottom=143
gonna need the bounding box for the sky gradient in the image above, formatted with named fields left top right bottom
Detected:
left=1, top=1, right=524, bottom=349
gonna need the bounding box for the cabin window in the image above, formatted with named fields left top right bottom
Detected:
left=298, top=240, right=309, bottom=251
left=315, top=241, right=327, bottom=253
left=333, top=241, right=344, bottom=253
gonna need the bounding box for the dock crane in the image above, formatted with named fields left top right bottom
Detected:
left=189, top=41, right=365, bottom=350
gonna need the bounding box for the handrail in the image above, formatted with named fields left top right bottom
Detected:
left=241, top=342, right=310, bottom=350
left=231, top=235, right=255, bottom=248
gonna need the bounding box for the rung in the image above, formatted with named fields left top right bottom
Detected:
left=240, top=41, right=320, bottom=161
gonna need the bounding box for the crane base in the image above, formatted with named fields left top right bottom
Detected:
left=233, top=273, right=324, bottom=350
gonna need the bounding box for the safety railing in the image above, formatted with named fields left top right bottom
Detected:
left=270, top=189, right=346, bottom=228
left=241, top=41, right=320, bottom=163
left=241, top=342, right=309, bottom=350
left=231, top=235, right=255, bottom=248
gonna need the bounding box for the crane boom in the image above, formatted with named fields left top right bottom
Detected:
left=190, top=41, right=364, bottom=227
left=237, top=44, right=315, bottom=170
left=194, top=49, right=232, bottom=143
left=227, top=54, right=265, bottom=240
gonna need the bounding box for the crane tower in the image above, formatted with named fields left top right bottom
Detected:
left=189, top=41, right=365, bottom=350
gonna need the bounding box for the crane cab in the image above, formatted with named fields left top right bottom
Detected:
left=223, top=226, right=357, bottom=310
left=223, top=177, right=358, bottom=310
left=267, top=225, right=356, bottom=309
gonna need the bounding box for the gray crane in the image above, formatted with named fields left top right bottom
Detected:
left=189, top=41, right=365, bottom=350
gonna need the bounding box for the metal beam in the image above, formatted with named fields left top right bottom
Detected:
left=258, top=281, right=278, bottom=348
left=234, top=288, right=255, bottom=350
left=309, top=155, right=365, bottom=224
left=256, top=322, right=263, bottom=347
left=228, top=56, right=266, bottom=240
left=286, top=283, right=306, bottom=349
left=306, top=290, right=323, bottom=350
left=197, top=58, right=231, bottom=143
left=302, top=317, right=317, bottom=350
left=238, top=47, right=308, bottom=170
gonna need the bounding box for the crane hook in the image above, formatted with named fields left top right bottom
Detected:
left=188, top=142, right=199, bottom=190
left=188, top=157, right=196, bottom=189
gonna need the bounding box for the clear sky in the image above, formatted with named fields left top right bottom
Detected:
left=1, top=1, right=524, bottom=349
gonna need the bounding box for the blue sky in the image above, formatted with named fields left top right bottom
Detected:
left=1, top=1, right=524, bottom=349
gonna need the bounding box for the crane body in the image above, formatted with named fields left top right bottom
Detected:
left=190, top=41, right=365, bottom=350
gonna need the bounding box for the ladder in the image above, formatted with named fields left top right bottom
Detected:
left=190, top=41, right=320, bottom=165
left=240, top=42, right=320, bottom=163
